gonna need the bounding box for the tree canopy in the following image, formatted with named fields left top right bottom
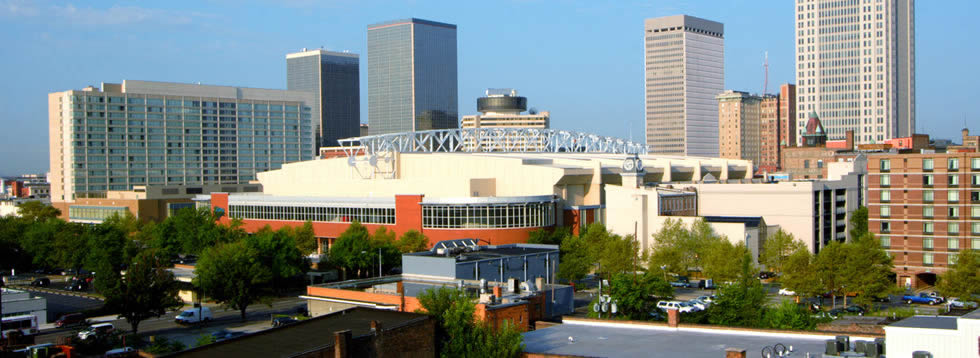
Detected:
left=194, top=240, right=273, bottom=320
left=102, top=250, right=182, bottom=335
left=936, top=249, right=980, bottom=303
left=417, top=286, right=524, bottom=358
left=759, top=229, right=806, bottom=274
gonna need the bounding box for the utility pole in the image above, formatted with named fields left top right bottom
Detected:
left=378, top=248, right=382, bottom=278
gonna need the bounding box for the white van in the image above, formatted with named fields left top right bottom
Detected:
left=656, top=300, right=697, bottom=313
left=78, top=323, right=114, bottom=340
left=174, top=306, right=213, bottom=324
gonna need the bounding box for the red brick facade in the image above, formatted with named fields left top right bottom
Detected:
left=867, top=152, right=980, bottom=289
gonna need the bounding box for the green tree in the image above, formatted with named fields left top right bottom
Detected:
left=417, top=286, right=524, bottom=358
left=246, top=227, right=310, bottom=292
left=527, top=227, right=570, bottom=246
left=328, top=222, right=373, bottom=279
left=701, top=240, right=750, bottom=283
left=293, top=221, right=317, bottom=255
left=0, top=216, right=30, bottom=271
left=849, top=206, right=869, bottom=239
left=101, top=250, right=182, bottom=335
left=936, top=250, right=980, bottom=303
left=813, top=241, right=848, bottom=308
left=16, top=201, right=61, bottom=222
left=647, top=219, right=720, bottom=276
left=598, top=234, right=640, bottom=276
left=607, top=272, right=673, bottom=320
left=763, top=299, right=817, bottom=330
left=20, top=218, right=63, bottom=268
left=369, top=228, right=401, bottom=277
left=397, top=230, right=429, bottom=253
left=707, top=252, right=766, bottom=327
left=51, top=222, right=90, bottom=274
left=759, top=229, right=806, bottom=274
left=780, top=245, right=821, bottom=298
left=557, top=232, right=594, bottom=282
left=158, top=207, right=238, bottom=256
left=845, top=232, right=896, bottom=306
left=194, top=241, right=272, bottom=320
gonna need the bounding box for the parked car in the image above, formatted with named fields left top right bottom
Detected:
left=68, top=279, right=88, bottom=291
left=30, top=277, right=50, bottom=287
left=77, top=323, right=114, bottom=340
left=669, top=276, right=690, bottom=288
left=54, top=313, right=86, bottom=328
left=104, top=347, right=137, bottom=358
left=948, top=298, right=979, bottom=309
left=778, top=288, right=796, bottom=296
left=175, top=307, right=213, bottom=324
left=695, top=295, right=715, bottom=304
left=903, top=293, right=941, bottom=305
left=210, top=329, right=246, bottom=342
left=688, top=299, right=709, bottom=310
left=272, top=316, right=297, bottom=327
left=656, top=300, right=697, bottom=313
left=758, top=271, right=776, bottom=280
left=925, top=292, right=945, bottom=303
left=827, top=305, right=864, bottom=318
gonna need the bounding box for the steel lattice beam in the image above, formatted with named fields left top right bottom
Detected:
left=337, top=128, right=646, bottom=158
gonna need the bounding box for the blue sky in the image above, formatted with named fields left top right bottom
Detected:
left=0, top=0, right=975, bottom=175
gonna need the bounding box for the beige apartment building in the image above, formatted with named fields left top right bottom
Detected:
left=795, top=0, right=915, bottom=144
left=717, top=90, right=761, bottom=168
left=49, top=80, right=314, bottom=218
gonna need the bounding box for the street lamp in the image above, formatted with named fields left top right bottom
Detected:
left=660, top=265, right=667, bottom=281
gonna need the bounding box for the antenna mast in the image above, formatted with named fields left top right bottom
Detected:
left=762, top=51, right=769, bottom=95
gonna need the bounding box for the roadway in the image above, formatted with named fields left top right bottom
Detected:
left=35, top=297, right=306, bottom=345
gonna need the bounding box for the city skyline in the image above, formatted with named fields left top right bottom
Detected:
left=0, top=0, right=975, bottom=174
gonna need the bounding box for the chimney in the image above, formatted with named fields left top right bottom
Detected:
left=493, top=285, right=502, bottom=299
left=725, top=348, right=746, bottom=358
left=397, top=281, right=405, bottom=311
left=666, top=309, right=679, bottom=328
left=334, top=330, right=352, bottom=358
left=845, top=130, right=855, bottom=151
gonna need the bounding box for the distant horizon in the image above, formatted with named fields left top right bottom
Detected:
left=1, top=0, right=976, bottom=174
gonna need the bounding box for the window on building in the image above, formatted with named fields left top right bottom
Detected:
left=973, top=175, right=980, bottom=186
left=923, top=175, right=934, bottom=186
left=922, top=158, right=934, bottom=171
left=817, top=160, right=824, bottom=169
left=923, top=237, right=934, bottom=249
left=804, top=160, right=810, bottom=169
left=879, top=190, right=890, bottom=202
left=949, top=237, right=960, bottom=250
left=972, top=158, right=980, bottom=170
left=949, top=207, right=960, bottom=218
left=974, top=222, right=980, bottom=235
left=880, top=236, right=889, bottom=248
left=948, top=158, right=959, bottom=170
left=973, top=206, right=980, bottom=218
left=924, top=190, right=934, bottom=202
left=973, top=191, right=980, bottom=202
left=923, top=252, right=934, bottom=265
left=949, top=223, right=960, bottom=235
left=949, top=175, right=960, bottom=186
left=923, top=206, right=934, bottom=218
left=880, top=159, right=891, bottom=171
left=880, top=206, right=890, bottom=217
left=974, top=237, right=980, bottom=250
left=948, top=253, right=958, bottom=265
left=949, top=191, right=960, bottom=202
left=923, top=222, right=934, bottom=234
left=880, top=222, right=891, bottom=233
left=880, top=175, right=890, bottom=186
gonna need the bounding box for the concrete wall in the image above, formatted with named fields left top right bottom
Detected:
left=1, top=290, right=48, bottom=324
left=401, top=255, right=458, bottom=279
left=884, top=324, right=969, bottom=358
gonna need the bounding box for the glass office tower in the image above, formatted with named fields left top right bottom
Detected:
left=367, top=18, right=458, bottom=135
left=48, top=80, right=314, bottom=202
left=286, top=49, right=360, bottom=148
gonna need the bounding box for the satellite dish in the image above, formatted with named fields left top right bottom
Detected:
left=611, top=302, right=618, bottom=314
left=368, top=155, right=378, bottom=166
left=347, top=156, right=356, bottom=166
left=601, top=303, right=608, bottom=313
left=529, top=107, right=538, bottom=115
left=593, top=303, right=600, bottom=312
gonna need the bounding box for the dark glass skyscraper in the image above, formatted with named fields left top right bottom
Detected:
left=367, top=18, right=458, bottom=135
left=286, top=49, right=360, bottom=148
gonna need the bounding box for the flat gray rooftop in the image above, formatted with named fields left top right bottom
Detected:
left=523, top=322, right=839, bottom=358
left=888, top=316, right=958, bottom=330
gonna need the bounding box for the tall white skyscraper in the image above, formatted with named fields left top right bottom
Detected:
left=644, top=15, right=724, bottom=157
left=795, top=0, right=915, bottom=145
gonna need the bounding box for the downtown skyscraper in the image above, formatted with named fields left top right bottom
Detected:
left=286, top=49, right=360, bottom=148
left=367, top=18, right=458, bottom=135
left=795, top=0, right=915, bottom=145
left=644, top=15, right=724, bottom=157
